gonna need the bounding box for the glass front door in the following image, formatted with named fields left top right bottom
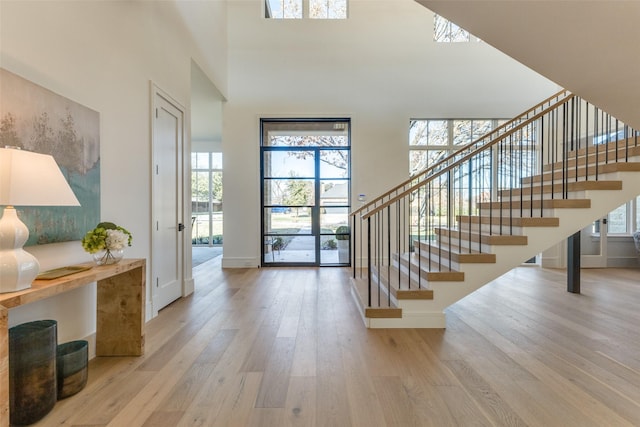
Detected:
left=261, top=119, right=350, bottom=266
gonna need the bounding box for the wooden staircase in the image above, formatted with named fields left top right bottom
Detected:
left=350, top=94, right=640, bottom=328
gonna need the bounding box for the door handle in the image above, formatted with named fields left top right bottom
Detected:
left=178, top=223, right=185, bottom=232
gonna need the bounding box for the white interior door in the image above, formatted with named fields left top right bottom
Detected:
left=152, top=89, right=184, bottom=312
left=580, top=218, right=608, bottom=268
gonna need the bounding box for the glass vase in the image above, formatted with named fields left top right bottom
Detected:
left=92, top=249, right=124, bottom=266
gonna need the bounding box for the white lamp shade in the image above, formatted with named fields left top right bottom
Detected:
left=0, top=147, right=80, bottom=207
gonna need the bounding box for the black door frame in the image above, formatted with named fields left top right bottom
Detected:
left=260, top=118, right=351, bottom=267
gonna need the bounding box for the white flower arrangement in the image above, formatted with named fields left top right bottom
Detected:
left=82, top=222, right=133, bottom=265
left=105, top=229, right=129, bottom=251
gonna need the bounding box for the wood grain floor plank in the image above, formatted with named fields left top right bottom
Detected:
left=444, top=359, right=528, bottom=427
left=284, top=376, right=317, bottom=427
left=372, top=376, right=418, bottom=427
left=255, top=337, right=296, bottom=408
left=339, top=330, right=388, bottom=427
left=516, top=353, right=636, bottom=427
left=106, top=310, right=231, bottom=426
left=211, top=372, right=263, bottom=427
left=140, top=411, right=185, bottom=427
left=247, top=408, right=285, bottom=427
left=156, top=329, right=238, bottom=412
left=176, top=369, right=259, bottom=426
left=454, top=271, right=640, bottom=408
left=30, top=263, right=640, bottom=426
left=433, top=385, right=493, bottom=427
left=290, top=277, right=318, bottom=377
left=316, top=375, right=352, bottom=427
left=71, top=370, right=155, bottom=426
left=400, top=376, right=457, bottom=427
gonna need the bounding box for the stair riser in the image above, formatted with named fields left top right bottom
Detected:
left=458, top=222, right=526, bottom=236
left=542, top=147, right=640, bottom=171
left=433, top=238, right=488, bottom=253
left=395, top=254, right=464, bottom=281
left=477, top=199, right=591, bottom=210
left=569, top=138, right=639, bottom=155
left=365, top=311, right=446, bottom=328
left=465, top=209, right=558, bottom=219
left=525, top=162, right=640, bottom=184
left=414, top=240, right=496, bottom=264
left=499, top=181, right=622, bottom=197
left=433, top=233, right=498, bottom=252
left=391, top=252, right=463, bottom=284
left=385, top=261, right=431, bottom=288
left=457, top=216, right=560, bottom=228
left=435, top=229, right=528, bottom=249
left=408, top=251, right=464, bottom=271
left=402, top=251, right=460, bottom=274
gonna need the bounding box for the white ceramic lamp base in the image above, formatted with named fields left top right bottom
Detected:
left=0, top=207, right=39, bottom=293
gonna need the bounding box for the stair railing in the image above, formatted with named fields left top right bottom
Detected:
left=351, top=92, right=638, bottom=310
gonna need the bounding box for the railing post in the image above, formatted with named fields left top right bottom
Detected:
left=352, top=214, right=356, bottom=279
left=367, top=217, right=371, bottom=307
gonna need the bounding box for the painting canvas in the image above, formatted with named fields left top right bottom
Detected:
left=0, top=68, right=100, bottom=245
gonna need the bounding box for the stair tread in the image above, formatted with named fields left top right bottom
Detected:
left=365, top=307, right=402, bottom=318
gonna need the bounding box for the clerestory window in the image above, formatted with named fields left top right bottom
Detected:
left=434, top=14, right=480, bottom=43
left=265, top=0, right=347, bottom=19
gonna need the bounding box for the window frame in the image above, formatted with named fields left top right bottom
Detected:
left=409, top=119, right=506, bottom=176
left=265, top=0, right=347, bottom=19
left=601, top=197, right=640, bottom=237
left=433, top=14, right=480, bottom=43
left=191, top=151, right=223, bottom=246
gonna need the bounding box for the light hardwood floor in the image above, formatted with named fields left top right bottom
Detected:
left=33, top=260, right=640, bottom=426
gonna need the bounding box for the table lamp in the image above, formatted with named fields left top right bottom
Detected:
left=0, top=146, right=80, bottom=293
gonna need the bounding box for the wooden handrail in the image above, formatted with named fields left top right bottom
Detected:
left=351, top=89, right=571, bottom=218
left=361, top=93, right=576, bottom=219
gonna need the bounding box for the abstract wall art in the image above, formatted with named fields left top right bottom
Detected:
left=0, top=68, right=100, bottom=245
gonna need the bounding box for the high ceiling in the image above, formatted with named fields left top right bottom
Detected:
left=417, top=0, right=640, bottom=129
left=191, top=61, right=224, bottom=145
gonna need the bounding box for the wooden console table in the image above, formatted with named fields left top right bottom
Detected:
left=0, top=258, right=146, bottom=426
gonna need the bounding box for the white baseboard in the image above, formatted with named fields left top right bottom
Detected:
left=148, top=298, right=157, bottom=320
left=367, top=310, right=447, bottom=328
left=221, top=257, right=260, bottom=268
left=183, top=277, right=195, bottom=296
left=83, top=332, right=97, bottom=360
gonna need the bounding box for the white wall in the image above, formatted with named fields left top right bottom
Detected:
left=191, top=60, right=225, bottom=153
left=1, top=0, right=227, bottom=345
left=222, top=0, right=560, bottom=266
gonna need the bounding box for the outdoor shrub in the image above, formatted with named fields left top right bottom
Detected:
left=336, top=225, right=350, bottom=240
left=322, top=239, right=337, bottom=250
